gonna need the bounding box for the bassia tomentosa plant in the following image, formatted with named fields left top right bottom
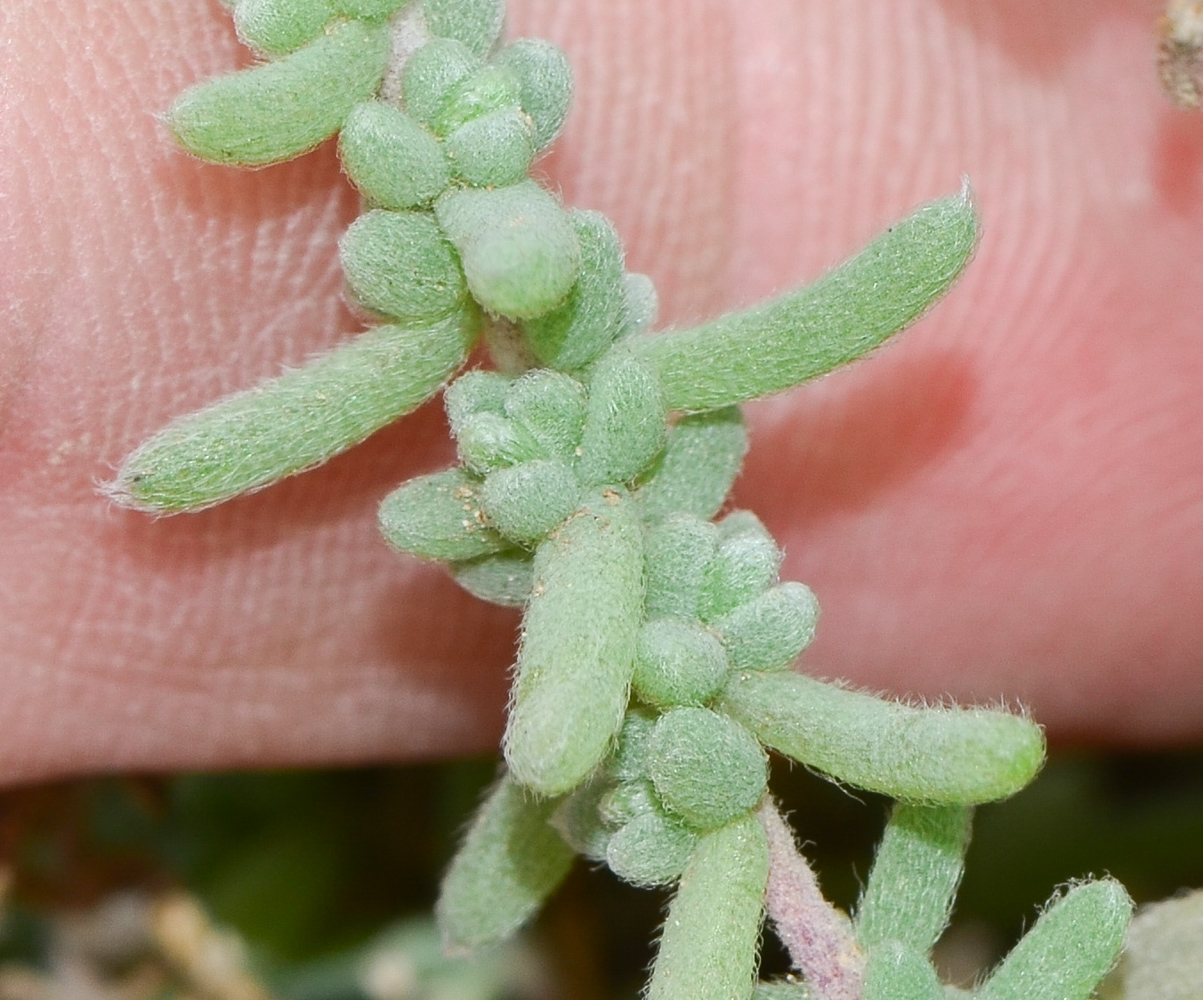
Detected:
left=107, top=1, right=1133, bottom=997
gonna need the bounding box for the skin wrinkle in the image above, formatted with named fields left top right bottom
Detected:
left=0, top=0, right=1200, bottom=784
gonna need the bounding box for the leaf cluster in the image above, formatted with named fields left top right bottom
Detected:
left=109, top=1, right=1133, bottom=998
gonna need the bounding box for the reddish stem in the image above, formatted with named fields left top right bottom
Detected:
left=758, top=800, right=865, bottom=1000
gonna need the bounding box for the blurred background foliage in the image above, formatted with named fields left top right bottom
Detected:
left=0, top=748, right=1200, bottom=1000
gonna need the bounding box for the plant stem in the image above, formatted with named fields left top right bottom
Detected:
left=758, top=801, right=864, bottom=1000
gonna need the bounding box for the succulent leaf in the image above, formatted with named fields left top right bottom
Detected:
left=168, top=19, right=391, bottom=166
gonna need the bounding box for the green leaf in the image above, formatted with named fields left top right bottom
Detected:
left=550, top=775, right=614, bottom=862
left=493, top=39, right=573, bottom=150
left=574, top=349, right=667, bottom=486
left=339, top=209, right=467, bottom=323
left=621, top=272, right=659, bottom=336
left=712, top=582, right=820, bottom=672
left=435, top=181, right=581, bottom=319
left=647, top=813, right=769, bottom=1000
left=637, top=407, right=748, bottom=523
left=110, top=310, right=478, bottom=512
left=338, top=101, right=450, bottom=209
left=402, top=38, right=482, bottom=128
left=422, top=0, right=505, bottom=58
left=633, top=189, right=978, bottom=411
left=607, top=708, right=657, bottom=783
left=607, top=809, right=698, bottom=888
left=977, top=879, right=1132, bottom=1000
left=436, top=775, right=574, bottom=950
left=504, top=490, right=644, bottom=796
left=454, top=412, right=546, bottom=475
left=719, top=670, right=1045, bottom=804
left=168, top=19, right=391, bottom=166
left=598, top=779, right=658, bottom=827
left=862, top=940, right=944, bottom=1000
left=503, top=369, right=588, bottom=462
left=445, top=368, right=513, bottom=426
left=643, top=513, right=720, bottom=621
left=444, top=106, right=536, bottom=187
left=478, top=458, right=582, bottom=546
left=234, top=0, right=334, bottom=56
left=431, top=64, right=521, bottom=137
left=855, top=803, right=972, bottom=954
left=698, top=511, right=781, bottom=622
left=522, top=211, right=628, bottom=371
left=379, top=466, right=507, bottom=562
left=646, top=708, right=767, bottom=831
left=632, top=619, right=729, bottom=709
left=450, top=549, right=533, bottom=606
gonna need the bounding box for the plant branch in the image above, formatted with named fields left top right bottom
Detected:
left=758, top=800, right=864, bottom=1000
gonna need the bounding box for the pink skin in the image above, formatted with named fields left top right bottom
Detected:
left=0, top=0, right=1200, bottom=784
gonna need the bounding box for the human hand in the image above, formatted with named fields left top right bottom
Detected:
left=1, top=0, right=1198, bottom=784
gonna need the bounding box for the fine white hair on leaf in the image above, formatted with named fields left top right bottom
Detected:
left=168, top=19, right=392, bottom=167
left=109, top=309, right=478, bottom=513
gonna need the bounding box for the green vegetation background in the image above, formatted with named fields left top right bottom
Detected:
left=2, top=749, right=1200, bottom=999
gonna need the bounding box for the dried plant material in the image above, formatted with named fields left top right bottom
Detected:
left=152, top=894, right=276, bottom=1000
left=1159, top=1, right=1203, bottom=108
left=0, top=967, right=48, bottom=1000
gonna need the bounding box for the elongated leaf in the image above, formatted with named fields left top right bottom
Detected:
left=647, top=708, right=768, bottom=831
left=647, top=813, right=769, bottom=1000
left=493, top=39, right=573, bottom=150
left=642, top=513, right=719, bottom=621
left=862, top=941, right=944, bottom=1000
left=338, top=101, right=450, bottom=209
left=637, top=407, right=747, bottom=523
left=422, top=0, right=504, bottom=58
left=168, top=19, right=391, bottom=166
left=504, top=490, right=643, bottom=796
left=855, top=803, right=972, bottom=954
left=111, top=309, right=479, bottom=512
left=606, top=809, right=697, bottom=888
left=522, top=211, right=627, bottom=371
left=444, top=106, right=535, bottom=187
left=339, top=209, right=467, bottom=323
left=633, top=190, right=977, bottom=412
left=435, top=181, right=581, bottom=319
left=631, top=618, right=728, bottom=709
left=713, top=582, right=820, bottom=672
left=478, top=458, right=582, bottom=545
left=234, top=0, right=334, bottom=57
left=450, top=549, right=533, bottom=606
left=402, top=38, right=481, bottom=129
left=503, top=369, right=587, bottom=462
left=698, top=511, right=781, bottom=622
left=977, top=880, right=1132, bottom=1000
left=574, top=349, right=666, bottom=486
left=436, top=775, right=574, bottom=950
left=719, top=670, right=1044, bottom=804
